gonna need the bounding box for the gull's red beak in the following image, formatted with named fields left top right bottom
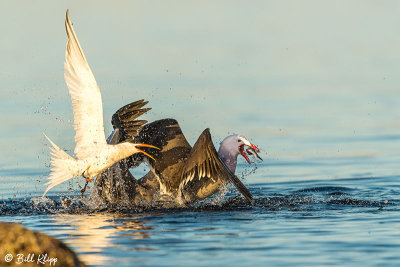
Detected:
left=249, top=144, right=260, bottom=152
left=239, top=144, right=251, bottom=164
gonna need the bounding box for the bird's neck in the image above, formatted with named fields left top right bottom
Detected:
left=112, top=142, right=138, bottom=162
left=218, top=145, right=238, bottom=173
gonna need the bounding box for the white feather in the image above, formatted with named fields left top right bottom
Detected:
left=42, top=134, right=83, bottom=197
left=43, top=10, right=144, bottom=197
left=64, top=10, right=106, bottom=159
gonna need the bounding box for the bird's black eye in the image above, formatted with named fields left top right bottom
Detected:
left=238, top=140, right=241, bottom=142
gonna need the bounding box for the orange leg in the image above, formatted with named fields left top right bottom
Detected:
left=81, top=180, right=90, bottom=198
left=81, top=173, right=92, bottom=198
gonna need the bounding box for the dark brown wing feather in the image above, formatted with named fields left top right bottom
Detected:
left=180, top=129, right=253, bottom=204
left=134, top=119, right=192, bottom=193
left=111, top=99, right=151, bottom=141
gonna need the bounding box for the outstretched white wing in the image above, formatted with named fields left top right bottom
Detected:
left=64, top=10, right=106, bottom=159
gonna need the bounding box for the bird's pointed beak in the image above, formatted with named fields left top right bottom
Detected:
left=239, top=145, right=251, bottom=164
left=135, top=144, right=160, bottom=161
left=246, top=147, right=263, bottom=161
left=135, top=144, right=160, bottom=150
left=239, top=143, right=261, bottom=163
left=249, top=144, right=260, bottom=152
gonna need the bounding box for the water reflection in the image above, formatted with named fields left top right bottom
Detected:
left=116, top=219, right=154, bottom=240
left=52, top=214, right=154, bottom=265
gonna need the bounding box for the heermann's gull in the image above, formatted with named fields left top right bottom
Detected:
left=42, top=11, right=157, bottom=197
left=95, top=102, right=262, bottom=205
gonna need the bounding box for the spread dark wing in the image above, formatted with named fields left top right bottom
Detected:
left=180, top=128, right=253, bottom=204
left=111, top=99, right=151, bottom=142
left=134, top=119, right=192, bottom=193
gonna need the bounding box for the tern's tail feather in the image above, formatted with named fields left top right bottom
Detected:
left=43, top=134, right=79, bottom=197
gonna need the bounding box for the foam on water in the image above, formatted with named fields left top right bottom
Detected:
left=0, top=183, right=396, bottom=216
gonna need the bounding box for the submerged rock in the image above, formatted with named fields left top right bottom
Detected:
left=0, top=222, right=85, bottom=266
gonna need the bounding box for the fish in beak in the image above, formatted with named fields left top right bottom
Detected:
left=239, top=143, right=261, bottom=164
left=246, top=147, right=263, bottom=161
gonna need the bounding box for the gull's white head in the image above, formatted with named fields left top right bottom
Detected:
left=219, top=134, right=260, bottom=163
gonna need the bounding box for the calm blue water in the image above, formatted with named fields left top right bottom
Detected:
left=2, top=1, right=400, bottom=266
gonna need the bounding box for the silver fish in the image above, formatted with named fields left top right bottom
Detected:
left=246, top=147, right=263, bottom=161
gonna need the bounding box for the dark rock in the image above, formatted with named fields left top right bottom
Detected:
left=0, top=222, right=85, bottom=266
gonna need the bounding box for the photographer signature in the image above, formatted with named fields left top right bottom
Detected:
left=4, top=253, right=58, bottom=266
